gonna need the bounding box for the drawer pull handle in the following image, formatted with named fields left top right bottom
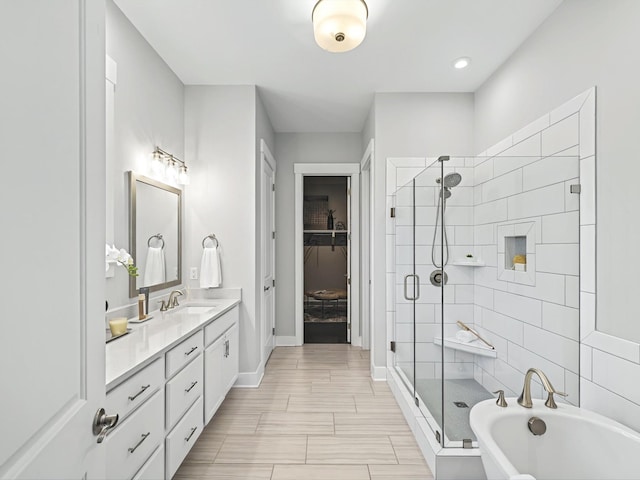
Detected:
left=184, top=426, right=198, bottom=442
left=128, top=384, right=151, bottom=402
left=185, top=381, right=198, bottom=393
left=128, top=432, right=150, bottom=453
left=185, top=346, right=198, bottom=356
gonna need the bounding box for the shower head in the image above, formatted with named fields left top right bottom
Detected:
left=443, top=172, right=462, bottom=188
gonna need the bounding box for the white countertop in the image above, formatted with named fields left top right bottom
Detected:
left=105, top=298, right=240, bottom=390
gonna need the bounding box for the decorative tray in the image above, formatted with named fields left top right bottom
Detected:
left=105, top=328, right=132, bottom=343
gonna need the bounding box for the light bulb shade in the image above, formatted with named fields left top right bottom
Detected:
left=178, top=166, right=190, bottom=185
left=312, top=0, right=368, bottom=53
left=166, top=159, right=178, bottom=181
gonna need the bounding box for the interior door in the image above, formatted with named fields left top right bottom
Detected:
left=261, top=141, right=276, bottom=363
left=0, top=3, right=107, bottom=478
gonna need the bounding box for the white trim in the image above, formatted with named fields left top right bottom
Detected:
left=360, top=139, right=374, bottom=353
left=234, top=361, right=265, bottom=387
left=371, top=365, right=387, bottom=381
left=275, top=336, right=298, bottom=347
left=294, top=163, right=360, bottom=175
left=294, top=163, right=361, bottom=346
left=105, top=54, right=117, bottom=85
left=261, top=138, right=276, bottom=170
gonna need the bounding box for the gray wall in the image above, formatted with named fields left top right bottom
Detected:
left=105, top=0, right=184, bottom=310
left=474, top=0, right=640, bottom=343
left=184, top=85, right=260, bottom=374
left=373, top=93, right=475, bottom=367
left=474, top=0, right=640, bottom=429
left=274, top=133, right=362, bottom=337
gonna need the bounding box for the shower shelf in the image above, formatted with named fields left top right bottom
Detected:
left=451, top=260, right=486, bottom=267
left=434, top=336, right=497, bottom=358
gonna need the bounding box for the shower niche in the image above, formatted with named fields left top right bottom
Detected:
left=303, top=176, right=350, bottom=343
left=498, top=220, right=536, bottom=285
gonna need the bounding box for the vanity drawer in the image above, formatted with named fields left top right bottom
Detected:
left=106, top=389, right=164, bottom=480
left=165, top=330, right=204, bottom=378
left=132, top=445, right=164, bottom=480
left=166, top=353, right=203, bottom=430
left=166, top=396, right=203, bottom=479
left=204, top=306, right=238, bottom=347
left=107, top=358, right=164, bottom=421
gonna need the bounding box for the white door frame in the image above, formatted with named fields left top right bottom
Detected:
left=360, top=140, right=374, bottom=351
left=260, top=139, right=276, bottom=366
left=294, top=163, right=360, bottom=346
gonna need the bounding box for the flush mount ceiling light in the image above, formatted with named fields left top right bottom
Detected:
left=312, top=0, right=368, bottom=53
left=453, top=57, right=471, bottom=69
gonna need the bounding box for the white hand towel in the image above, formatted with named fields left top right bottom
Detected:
left=200, top=246, right=222, bottom=288
left=143, top=246, right=166, bottom=286
left=455, top=330, right=476, bottom=343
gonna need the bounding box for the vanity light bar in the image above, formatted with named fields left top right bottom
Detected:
left=152, top=147, right=190, bottom=185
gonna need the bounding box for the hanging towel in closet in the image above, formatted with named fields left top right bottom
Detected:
left=200, top=245, right=222, bottom=288
left=143, top=246, right=166, bottom=286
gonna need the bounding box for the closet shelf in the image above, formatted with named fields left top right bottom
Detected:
left=434, top=336, right=497, bottom=358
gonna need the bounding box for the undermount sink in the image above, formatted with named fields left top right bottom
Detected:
left=171, top=305, right=217, bottom=315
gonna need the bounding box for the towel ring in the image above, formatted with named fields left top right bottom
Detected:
left=202, top=234, right=219, bottom=248
left=147, top=233, right=165, bottom=248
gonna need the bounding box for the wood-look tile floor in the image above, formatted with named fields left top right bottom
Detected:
left=176, top=344, right=433, bottom=479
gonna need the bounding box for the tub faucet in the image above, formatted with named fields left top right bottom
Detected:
left=168, top=290, right=183, bottom=308
left=518, top=368, right=567, bottom=409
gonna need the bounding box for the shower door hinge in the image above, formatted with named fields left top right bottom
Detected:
left=390, top=341, right=396, bottom=352
left=390, top=207, right=396, bottom=218
left=570, top=184, right=581, bottom=194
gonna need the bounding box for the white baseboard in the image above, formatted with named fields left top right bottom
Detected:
left=371, top=365, right=387, bottom=381
left=234, top=361, right=265, bottom=387
left=275, top=335, right=298, bottom=346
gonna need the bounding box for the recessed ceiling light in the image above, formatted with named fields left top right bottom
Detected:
left=453, top=57, right=471, bottom=69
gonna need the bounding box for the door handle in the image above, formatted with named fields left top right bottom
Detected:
left=403, top=274, right=420, bottom=301
left=93, top=408, right=119, bottom=444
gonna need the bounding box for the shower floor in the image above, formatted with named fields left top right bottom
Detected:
left=400, top=369, right=493, bottom=442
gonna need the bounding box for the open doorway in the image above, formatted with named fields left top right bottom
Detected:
left=303, top=176, right=349, bottom=343
left=294, top=163, right=360, bottom=347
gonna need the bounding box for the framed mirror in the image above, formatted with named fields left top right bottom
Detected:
left=129, top=172, right=182, bottom=297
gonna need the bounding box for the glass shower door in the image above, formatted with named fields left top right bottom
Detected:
left=410, top=160, right=446, bottom=443
left=393, top=180, right=417, bottom=395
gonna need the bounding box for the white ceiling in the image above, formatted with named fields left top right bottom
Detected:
left=113, top=0, right=563, bottom=133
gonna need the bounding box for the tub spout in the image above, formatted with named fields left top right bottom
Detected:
left=517, top=368, right=567, bottom=409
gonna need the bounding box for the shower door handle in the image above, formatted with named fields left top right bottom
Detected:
left=403, top=274, right=420, bottom=301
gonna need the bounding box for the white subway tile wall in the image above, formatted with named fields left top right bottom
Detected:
left=387, top=89, right=640, bottom=435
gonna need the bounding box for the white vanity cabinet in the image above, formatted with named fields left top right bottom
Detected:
left=105, top=300, right=240, bottom=480
left=106, top=389, right=164, bottom=480
left=204, top=307, right=240, bottom=424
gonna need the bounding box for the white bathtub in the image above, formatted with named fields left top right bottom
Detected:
left=469, top=398, right=640, bottom=480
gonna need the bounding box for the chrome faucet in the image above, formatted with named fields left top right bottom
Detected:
left=168, top=290, right=183, bottom=308
left=517, top=368, right=567, bottom=409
